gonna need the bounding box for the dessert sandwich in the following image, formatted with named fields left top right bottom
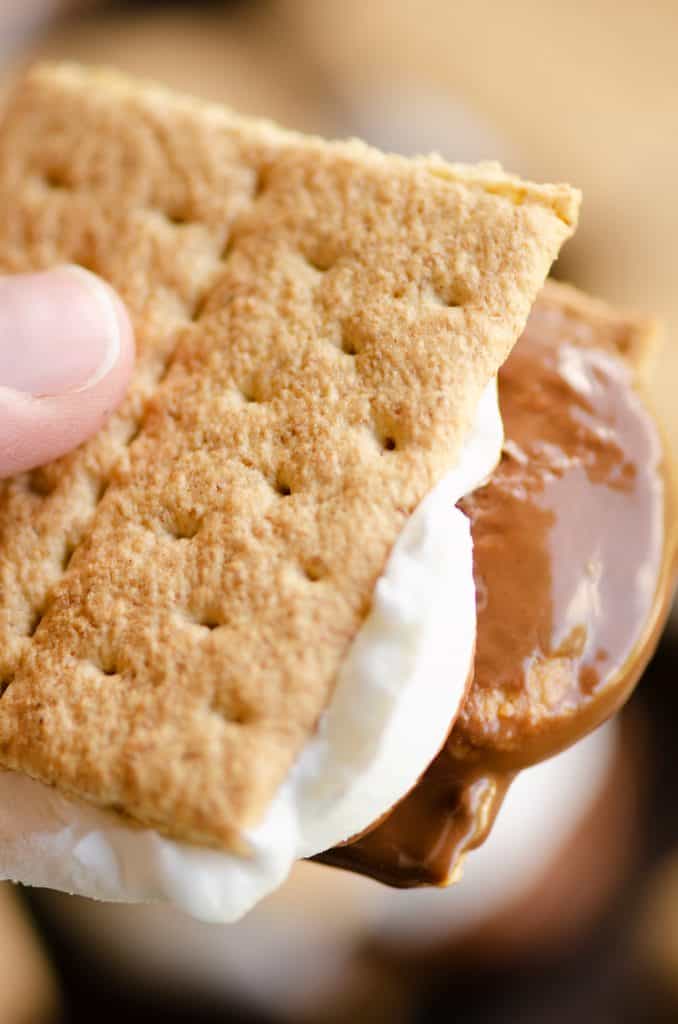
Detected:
left=0, top=64, right=671, bottom=923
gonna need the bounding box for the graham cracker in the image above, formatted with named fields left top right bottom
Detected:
left=0, top=63, right=578, bottom=849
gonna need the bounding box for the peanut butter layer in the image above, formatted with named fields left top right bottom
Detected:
left=0, top=65, right=578, bottom=850
left=319, top=282, right=676, bottom=886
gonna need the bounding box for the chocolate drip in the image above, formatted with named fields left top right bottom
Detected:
left=318, top=299, right=675, bottom=887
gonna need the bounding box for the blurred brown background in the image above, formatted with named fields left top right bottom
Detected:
left=0, top=3, right=678, bottom=1023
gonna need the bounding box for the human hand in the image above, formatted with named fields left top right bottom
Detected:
left=0, top=266, right=135, bottom=477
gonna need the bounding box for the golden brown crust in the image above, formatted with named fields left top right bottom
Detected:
left=0, top=63, right=578, bottom=848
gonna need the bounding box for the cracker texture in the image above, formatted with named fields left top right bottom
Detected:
left=0, top=63, right=578, bottom=848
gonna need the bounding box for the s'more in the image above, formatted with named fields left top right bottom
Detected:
left=0, top=64, right=669, bottom=924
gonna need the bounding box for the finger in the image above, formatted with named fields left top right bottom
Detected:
left=0, top=266, right=135, bottom=477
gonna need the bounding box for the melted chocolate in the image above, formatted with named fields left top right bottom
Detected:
left=318, top=296, right=675, bottom=887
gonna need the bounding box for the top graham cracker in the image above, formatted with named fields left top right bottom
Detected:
left=0, top=63, right=579, bottom=849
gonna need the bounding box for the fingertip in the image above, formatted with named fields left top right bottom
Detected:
left=58, top=266, right=136, bottom=395
left=0, top=268, right=136, bottom=477
left=83, top=275, right=136, bottom=409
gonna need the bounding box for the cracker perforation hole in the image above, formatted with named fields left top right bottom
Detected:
left=26, top=609, right=44, bottom=638
left=306, top=253, right=333, bottom=274
left=44, top=169, right=69, bottom=190
left=437, top=295, right=462, bottom=310
left=165, top=210, right=191, bottom=227
left=91, top=478, right=110, bottom=504
left=253, top=165, right=270, bottom=199
left=181, top=607, right=223, bottom=633
left=394, top=281, right=464, bottom=309
left=149, top=355, right=175, bottom=386
left=95, top=652, right=121, bottom=678
left=191, top=292, right=211, bottom=322
left=275, top=474, right=292, bottom=498
left=197, top=615, right=221, bottom=632
left=61, top=541, right=76, bottom=573
left=124, top=421, right=143, bottom=446
left=229, top=708, right=256, bottom=726
left=422, top=285, right=462, bottom=309
left=303, top=558, right=327, bottom=582
left=27, top=468, right=56, bottom=498
left=340, top=327, right=358, bottom=356
left=371, top=421, right=401, bottom=454
left=209, top=695, right=255, bottom=725
left=0, top=675, right=15, bottom=699
left=163, top=515, right=201, bottom=541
